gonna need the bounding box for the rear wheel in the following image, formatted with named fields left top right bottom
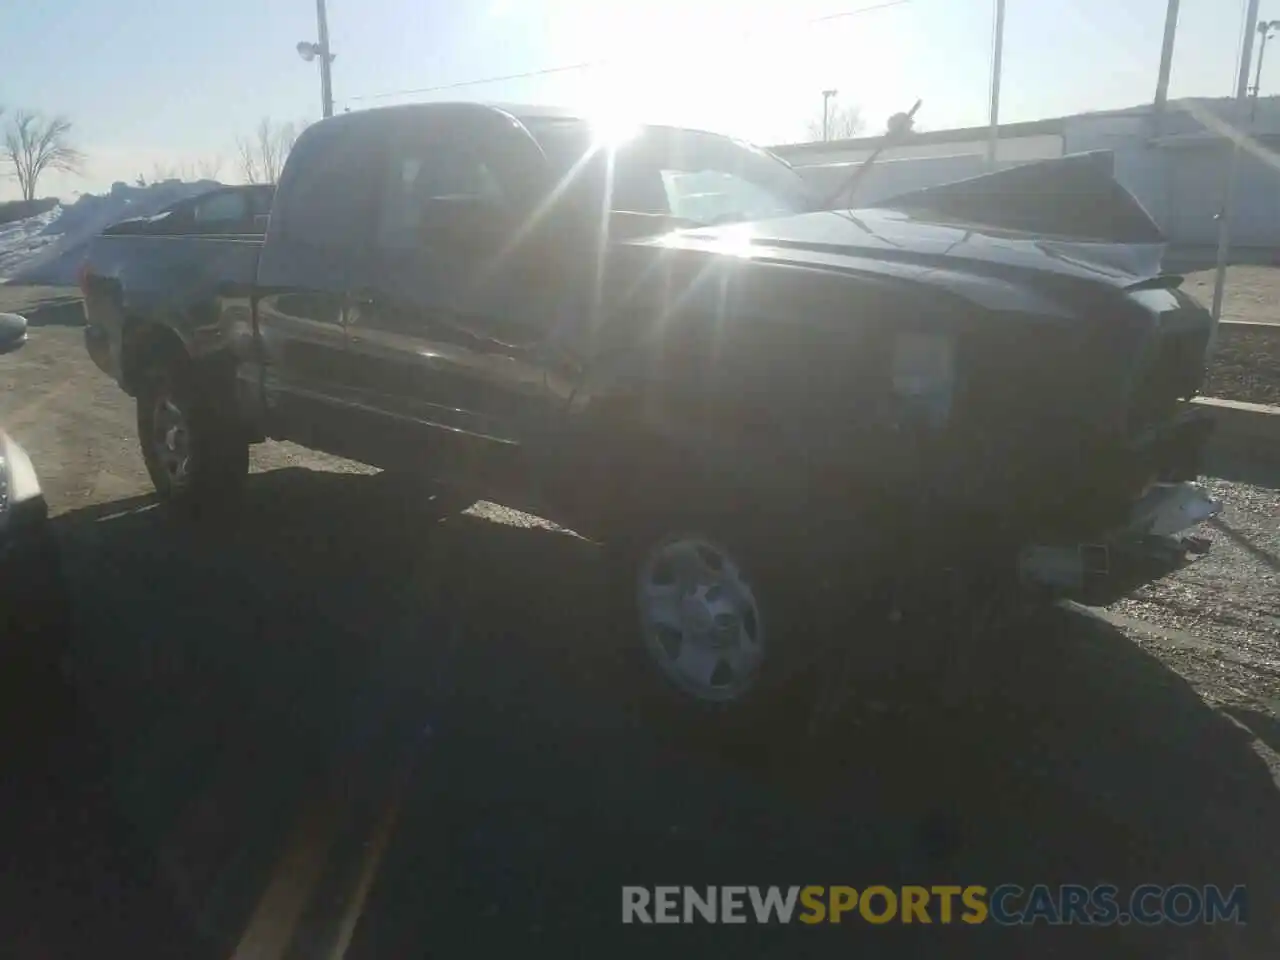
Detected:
left=137, top=358, right=248, bottom=516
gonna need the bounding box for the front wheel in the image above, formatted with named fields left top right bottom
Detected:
left=633, top=532, right=769, bottom=705
left=137, top=359, right=248, bottom=515
left=609, top=504, right=841, bottom=724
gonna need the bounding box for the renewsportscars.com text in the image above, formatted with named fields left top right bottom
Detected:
left=621, top=884, right=1248, bottom=926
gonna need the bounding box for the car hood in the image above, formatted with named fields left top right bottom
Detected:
left=648, top=207, right=1167, bottom=290
left=639, top=151, right=1171, bottom=291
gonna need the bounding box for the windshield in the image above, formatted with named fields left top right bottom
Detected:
left=522, top=117, right=815, bottom=226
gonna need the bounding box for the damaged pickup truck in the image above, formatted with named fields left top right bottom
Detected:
left=81, top=102, right=1221, bottom=714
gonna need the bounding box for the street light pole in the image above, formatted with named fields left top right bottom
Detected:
left=1210, top=0, right=1263, bottom=356
left=316, top=0, right=334, bottom=118
left=822, top=89, right=838, bottom=141
left=1236, top=0, right=1263, bottom=100
left=986, top=0, right=1006, bottom=170
left=298, top=3, right=336, bottom=118
left=1152, top=0, right=1181, bottom=137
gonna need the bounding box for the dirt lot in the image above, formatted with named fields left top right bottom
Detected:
left=1185, top=267, right=1280, bottom=326
left=2, top=288, right=1279, bottom=957
left=1181, top=269, right=1280, bottom=405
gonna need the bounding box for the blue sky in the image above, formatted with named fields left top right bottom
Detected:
left=0, top=0, right=1258, bottom=199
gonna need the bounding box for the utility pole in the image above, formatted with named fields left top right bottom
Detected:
left=985, top=0, right=1006, bottom=170
left=316, top=0, right=334, bottom=119
left=297, top=1, right=336, bottom=118
left=1210, top=0, right=1263, bottom=354
left=1252, top=20, right=1280, bottom=99
left=1152, top=0, right=1181, bottom=137
left=822, top=89, right=838, bottom=141
left=1236, top=0, right=1263, bottom=100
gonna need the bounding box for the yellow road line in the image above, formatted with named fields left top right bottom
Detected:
left=228, top=787, right=344, bottom=960
left=327, top=744, right=420, bottom=960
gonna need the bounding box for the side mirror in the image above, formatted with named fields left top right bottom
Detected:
left=0, top=313, right=28, bottom=354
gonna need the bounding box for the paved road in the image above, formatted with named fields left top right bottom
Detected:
left=1, top=301, right=1278, bottom=958
left=31, top=474, right=1280, bottom=959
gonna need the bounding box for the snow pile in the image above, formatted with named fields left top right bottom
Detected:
left=0, top=179, right=223, bottom=287
left=0, top=204, right=65, bottom=282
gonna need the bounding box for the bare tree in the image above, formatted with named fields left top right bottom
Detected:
left=236, top=118, right=305, bottom=184
left=144, top=155, right=225, bottom=185
left=3, top=110, right=86, bottom=200
left=804, top=103, right=864, bottom=142
left=150, top=161, right=182, bottom=183
left=196, top=154, right=224, bottom=181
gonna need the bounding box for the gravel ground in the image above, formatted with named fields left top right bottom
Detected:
left=2, top=289, right=1279, bottom=956
left=1184, top=268, right=1280, bottom=406
left=1115, top=477, right=1279, bottom=664
left=1184, top=267, right=1280, bottom=327
left=1109, top=472, right=1280, bottom=728
left=1203, top=324, right=1280, bottom=406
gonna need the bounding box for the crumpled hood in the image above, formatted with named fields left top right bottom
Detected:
left=646, top=150, right=1171, bottom=290
left=655, top=207, right=1168, bottom=289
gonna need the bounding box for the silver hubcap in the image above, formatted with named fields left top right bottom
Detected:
left=152, top=393, right=191, bottom=488
left=637, top=536, right=765, bottom=702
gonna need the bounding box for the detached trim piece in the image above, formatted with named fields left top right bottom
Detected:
left=1017, top=482, right=1220, bottom=596
left=1123, top=482, right=1222, bottom=537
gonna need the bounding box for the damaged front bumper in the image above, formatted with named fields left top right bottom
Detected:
left=1018, top=481, right=1222, bottom=605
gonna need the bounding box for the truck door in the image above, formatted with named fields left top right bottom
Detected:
left=343, top=108, right=568, bottom=478
left=253, top=118, right=381, bottom=461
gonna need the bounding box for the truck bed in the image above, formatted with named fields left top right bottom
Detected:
left=81, top=233, right=263, bottom=392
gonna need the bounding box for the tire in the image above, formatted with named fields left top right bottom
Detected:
left=137, top=356, right=248, bottom=517
left=606, top=494, right=843, bottom=731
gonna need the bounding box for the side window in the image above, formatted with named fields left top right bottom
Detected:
left=249, top=188, right=274, bottom=217
left=277, top=123, right=379, bottom=250
left=192, top=191, right=249, bottom=224
left=375, top=134, right=505, bottom=251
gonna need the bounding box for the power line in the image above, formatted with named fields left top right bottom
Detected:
left=350, top=59, right=604, bottom=102
left=808, top=0, right=913, bottom=24
left=347, top=0, right=913, bottom=104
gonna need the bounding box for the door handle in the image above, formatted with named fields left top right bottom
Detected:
left=344, top=288, right=377, bottom=328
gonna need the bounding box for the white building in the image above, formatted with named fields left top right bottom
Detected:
left=770, top=96, right=1280, bottom=254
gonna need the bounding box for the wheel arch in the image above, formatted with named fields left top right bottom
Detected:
left=555, top=377, right=815, bottom=540
left=119, top=319, right=189, bottom=396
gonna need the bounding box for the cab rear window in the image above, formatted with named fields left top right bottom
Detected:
left=274, top=121, right=380, bottom=250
